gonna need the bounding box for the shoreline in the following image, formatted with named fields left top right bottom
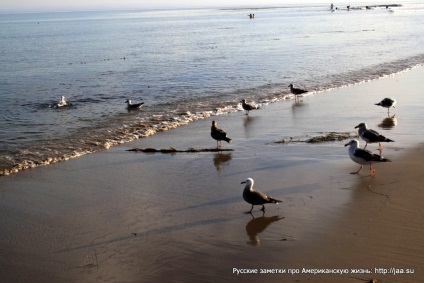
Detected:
left=1, top=61, right=424, bottom=177
left=1, top=67, right=424, bottom=282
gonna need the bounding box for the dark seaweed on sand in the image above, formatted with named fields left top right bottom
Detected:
left=275, top=132, right=357, bottom=144
left=127, top=147, right=233, bottom=153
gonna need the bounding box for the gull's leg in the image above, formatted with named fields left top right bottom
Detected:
left=244, top=205, right=254, bottom=214
left=370, top=164, right=376, bottom=175
left=351, top=165, right=363, bottom=174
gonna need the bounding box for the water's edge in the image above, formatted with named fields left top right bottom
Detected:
left=1, top=56, right=423, bottom=176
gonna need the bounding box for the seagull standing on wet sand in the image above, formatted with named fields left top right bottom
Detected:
left=375, top=98, right=396, bottom=114
left=126, top=99, right=144, bottom=110
left=288, top=84, right=308, bottom=102
left=241, top=178, right=282, bottom=213
left=241, top=99, right=259, bottom=115
left=355, top=122, right=394, bottom=150
left=345, top=139, right=391, bottom=175
left=211, top=120, right=232, bottom=149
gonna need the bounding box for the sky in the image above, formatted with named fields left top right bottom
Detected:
left=0, top=0, right=354, bottom=13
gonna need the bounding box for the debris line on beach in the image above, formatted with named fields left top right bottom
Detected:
left=127, top=147, right=233, bottom=153
left=274, top=132, right=357, bottom=144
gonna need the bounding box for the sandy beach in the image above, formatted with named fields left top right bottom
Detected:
left=1, top=66, right=424, bottom=283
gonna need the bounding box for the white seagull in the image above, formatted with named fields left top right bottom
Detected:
left=241, top=178, right=282, bottom=213
left=57, top=96, right=68, bottom=107
left=355, top=123, right=394, bottom=150
left=345, top=139, right=391, bottom=175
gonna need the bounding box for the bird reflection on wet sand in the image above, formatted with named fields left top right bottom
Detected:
left=245, top=214, right=284, bottom=246
left=378, top=114, right=397, bottom=130
left=243, top=115, right=258, bottom=127
left=291, top=100, right=308, bottom=115
left=213, top=153, right=232, bottom=171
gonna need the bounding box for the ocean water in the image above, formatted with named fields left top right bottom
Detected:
left=1, top=3, right=424, bottom=175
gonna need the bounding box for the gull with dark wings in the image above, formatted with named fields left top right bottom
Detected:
left=241, top=99, right=259, bottom=115
left=345, top=139, right=391, bottom=175
left=375, top=97, right=396, bottom=114
left=288, top=83, right=308, bottom=102
left=126, top=99, right=144, bottom=110
left=241, top=178, right=282, bottom=213
left=355, top=122, right=394, bottom=150
left=211, top=120, right=232, bottom=149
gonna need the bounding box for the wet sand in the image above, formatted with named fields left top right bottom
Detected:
left=1, top=67, right=424, bottom=283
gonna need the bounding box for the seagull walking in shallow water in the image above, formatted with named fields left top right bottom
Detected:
left=375, top=98, right=396, bottom=114
left=241, top=99, right=259, bottom=115
left=211, top=121, right=232, bottom=149
left=355, top=122, right=394, bottom=150
left=241, top=178, right=282, bottom=213
left=288, top=84, right=308, bottom=102
left=126, top=99, right=144, bottom=110
left=345, top=139, right=391, bottom=175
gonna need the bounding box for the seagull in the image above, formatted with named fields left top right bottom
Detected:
left=241, top=99, right=259, bottom=115
left=57, top=96, right=68, bottom=107
left=345, top=139, right=391, bottom=175
left=375, top=98, right=396, bottom=114
left=241, top=178, right=282, bottom=214
left=288, top=84, right=308, bottom=102
left=211, top=121, right=232, bottom=149
left=126, top=99, right=144, bottom=110
left=355, top=123, right=394, bottom=150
